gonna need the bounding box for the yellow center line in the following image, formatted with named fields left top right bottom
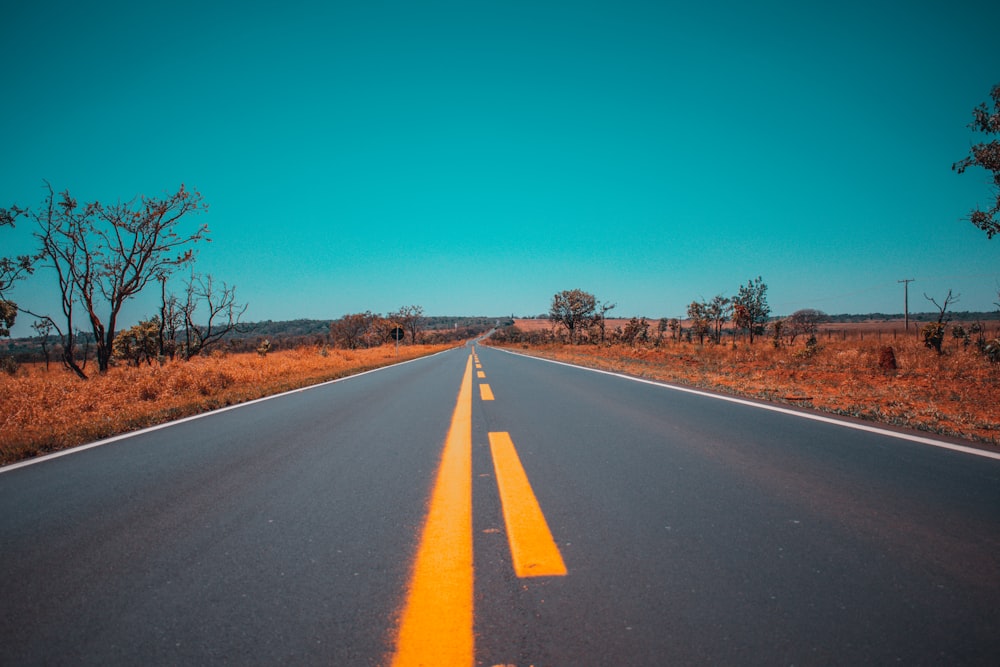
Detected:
left=488, top=432, right=567, bottom=578
left=477, top=370, right=486, bottom=379
left=391, top=355, right=474, bottom=667
left=479, top=384, right=495, bottom=401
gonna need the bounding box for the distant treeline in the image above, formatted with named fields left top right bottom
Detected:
left=515, top=311, right=1000, bottom=323
left=3, top=316, right=500, bottom=363
left=823, top=311, right=1000, bottom=323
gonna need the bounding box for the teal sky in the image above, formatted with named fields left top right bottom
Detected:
left=3, top=1, right=999, bottom=335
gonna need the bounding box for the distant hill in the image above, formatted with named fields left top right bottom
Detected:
left=238, top=319, right=332, bottom=338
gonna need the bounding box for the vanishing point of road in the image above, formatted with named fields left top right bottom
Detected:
left=2, top=344, right=999, bottom=665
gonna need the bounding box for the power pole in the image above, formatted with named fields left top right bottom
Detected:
left=898, top=278, right=914, bottom=332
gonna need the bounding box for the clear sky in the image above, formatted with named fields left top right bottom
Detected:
left=2, top=0, right=999, bottom=336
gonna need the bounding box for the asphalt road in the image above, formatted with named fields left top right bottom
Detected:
left=2, top=344, right=999, bottom=665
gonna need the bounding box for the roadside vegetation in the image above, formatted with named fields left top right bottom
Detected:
left=2, top=83, right=999, bottom=461
left=0, top=343, right=454, bottom=465
left=0, top=180, right=494, bottom=466
left=488, top=284, right=1000, bottom=447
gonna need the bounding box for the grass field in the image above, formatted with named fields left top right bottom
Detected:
left=489, top=320, right=1000, bottom=448
left=0, top=343, right=453, bottom=465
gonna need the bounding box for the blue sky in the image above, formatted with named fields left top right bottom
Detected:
left=2, top=1, right=998, bottom=335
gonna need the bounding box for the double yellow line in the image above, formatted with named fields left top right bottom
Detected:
left=390, top=351, right=565, bottom=666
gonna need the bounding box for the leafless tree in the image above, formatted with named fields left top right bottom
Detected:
left=925, top=289, right=959, bottom=323
left=20, top=182, right=207, bottom=376
left=921, top=290, right=959, bottom=353
left=707, top=295, right=732, bottom=344
left=785, top=309, right=828, bottom=343
left=158, top=276, right=183, bottom=359
left=179, top=273, right=248, bottom=358
left=594, top=300, right=616, bottom=344
left=30, top=319, right=53, bottom=370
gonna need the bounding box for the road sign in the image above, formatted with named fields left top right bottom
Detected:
left=391, top=326, right=405, bottom=342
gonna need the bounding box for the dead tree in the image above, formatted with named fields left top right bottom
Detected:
left=921, top=290, right=959, bottom=353
left=179, top=274, right=248, bottom=358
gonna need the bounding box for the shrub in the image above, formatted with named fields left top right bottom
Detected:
left=921, top=322, right=945, bottom=353
left=795, top=335, right=820, bottom=359
left=951, top=324, right=970, bottom=348
left=0, top=356, right=18, bottom=376
left=984, top=338, right=1000, bottom=364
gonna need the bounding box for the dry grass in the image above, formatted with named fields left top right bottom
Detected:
left=489, top=336, right=1000, bottom=448
left=0, top=343, right=453, bottom=465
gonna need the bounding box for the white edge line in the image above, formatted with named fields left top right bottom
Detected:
left=1, top=347, right=458, bottom=474
left=491, top=347, right=1000, bottom=462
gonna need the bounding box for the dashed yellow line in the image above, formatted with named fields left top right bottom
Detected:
left=488, top=432, right=567, bottom=578
left=477, top=370, right=486, bottom=379
left=391, top=355, right=474, bottom=667
left=392, top=353, right=567, bottom=666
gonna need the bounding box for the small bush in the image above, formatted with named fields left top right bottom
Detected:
left=984, top=338, right=1000, bottom=364
left=795, top=335, right=820, bottom=359
left=922, top=322, right=945, bottom=354
left=0, top=356, right=18, bottom=376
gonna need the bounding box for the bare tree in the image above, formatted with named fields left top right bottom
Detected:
left=594, top=300, right=616, bottom=344
left=22, top=182, right=207, bottom=376
left=707, top=295, right=732, bottom=344
left=785, top=309, right=828, bottom=343
left=158, top=276, right=183, bottom=359
left=30, top=319, right=53, bottom=371
left=179, top=273, right=248, bottom=358
left=921, top=290, right=959, bottom=353
left=925, top=289, right=959, bottom=322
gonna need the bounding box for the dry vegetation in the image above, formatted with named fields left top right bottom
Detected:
left=490, top=320, right=1000, bottom=448
left=0, top=343, right=453, bottom=465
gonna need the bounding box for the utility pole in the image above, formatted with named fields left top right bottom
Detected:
left=898, top=278, right=914, bottom=332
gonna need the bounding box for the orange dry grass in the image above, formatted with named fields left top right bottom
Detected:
left=0, top=344, right=453, bottom=465
left=490, top=338, right=1000, bottom=447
